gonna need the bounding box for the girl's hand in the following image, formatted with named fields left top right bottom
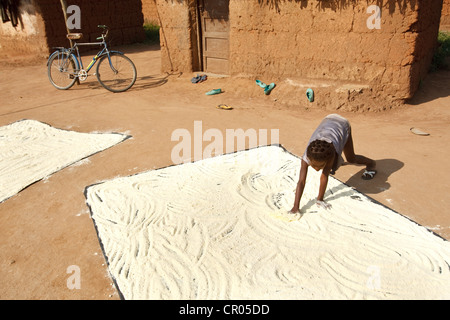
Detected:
left=316, top=200, right=332, bottom=210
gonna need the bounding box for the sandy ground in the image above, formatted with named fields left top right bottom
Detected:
left=0, top=43, right=449, bottom=299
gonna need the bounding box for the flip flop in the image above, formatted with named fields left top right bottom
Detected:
left=306, top=88, right=314, bottom=102
left=410, top=127, right=430, bottom=136
left=362, top=169, right=377, bottom=180
left=206, top=88, right=222, bottom=95
left=191, top=74, right=207, bottom=83
left=264, top=83, right=276, bottom=95
left=256, top=79, right=267, bottom=89
left=191, top=74, right=201, bottom=83
left=191, top=74, right=208, bottom=84
left=216, top=104, right=233, bottom=110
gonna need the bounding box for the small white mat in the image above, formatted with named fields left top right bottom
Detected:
left=0, top=120, right=128, bottom=203
left=86, top=145, right=450, bottom=299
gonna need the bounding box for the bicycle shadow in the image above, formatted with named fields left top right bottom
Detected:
left=132, top=74, right=170, bottom=91
left=85, top=73, right=171, bottom=91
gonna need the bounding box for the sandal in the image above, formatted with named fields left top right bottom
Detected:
left=191, top=74, right=207, bottom=84
left=306, top=88, right=314, bottom=102
left=410, top=127, right=430, bottom=136
left=264, top=83, right=276, bottom=95
left=206, top=88, right=222, bottom=95
left=256, top=80, right=276, bottom=95
left=362, top=169, right=377, bottom=180
left=256, top=79, right=267, bottom=88
left=216, top=104, right=233, bottom=110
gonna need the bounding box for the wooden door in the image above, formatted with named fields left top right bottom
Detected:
left=199, top=0, right=230, bottom=74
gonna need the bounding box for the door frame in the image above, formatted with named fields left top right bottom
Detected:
left=196, top=0, right=230, bottom=74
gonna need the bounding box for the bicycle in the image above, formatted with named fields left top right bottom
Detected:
left=47, top=25, right=137, bottom=93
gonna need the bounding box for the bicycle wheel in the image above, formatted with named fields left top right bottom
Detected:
left=96, top=53, right=137, bottom=92
left=48, top=51, right=78, bottom=90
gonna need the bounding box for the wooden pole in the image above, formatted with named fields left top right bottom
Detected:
left=59, top=0, right=73, bottom=47
left=59, top=0, right=78, bottom=85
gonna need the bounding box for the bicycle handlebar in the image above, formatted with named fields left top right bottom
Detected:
left=97, top=25, right=109, bottom=41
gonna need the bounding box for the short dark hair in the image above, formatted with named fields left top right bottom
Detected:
left=307, top=139, right=335, bottom=162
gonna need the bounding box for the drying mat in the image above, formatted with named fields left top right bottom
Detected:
left=0, top=119, right=129, bottom=203
left=86, top=145, right=450, bottom=299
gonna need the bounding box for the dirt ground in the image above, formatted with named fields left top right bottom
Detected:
left=0, top=43, right=449, bottom=299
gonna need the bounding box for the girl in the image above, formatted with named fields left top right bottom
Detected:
left=290, top=114, right=376, bottom=213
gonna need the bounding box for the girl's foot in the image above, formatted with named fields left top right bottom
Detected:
left=362, top=161, right=377, bottom=180
left=362, top=169, right=377, bottom=180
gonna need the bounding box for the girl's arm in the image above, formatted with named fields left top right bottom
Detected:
left=317, top=172, right=329, bottom=202
left=290, top=159, right=308, bottom=213
left=316, top=157, right=334, bottom=209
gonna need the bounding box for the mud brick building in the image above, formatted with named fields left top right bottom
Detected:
left=0, top=0, right=145, bottom=59
left=142, top=0, right=159, bottom=24
left=1, top=0, right=448, bottom=110
left=155, top=0, right=444, bottom=109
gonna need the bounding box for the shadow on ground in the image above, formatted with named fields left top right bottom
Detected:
left=407, top=69, right=450, bottom=105
left=344, top=158, right=405, bottom=195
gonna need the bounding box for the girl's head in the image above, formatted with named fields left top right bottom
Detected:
left=307, top=140, right=335, bottom=171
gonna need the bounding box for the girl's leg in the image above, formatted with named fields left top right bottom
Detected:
left=343, top=132, right=376, bottom=170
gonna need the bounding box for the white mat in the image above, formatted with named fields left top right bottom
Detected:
left=0, top=120, right=129, bottom=203
left=86, top=145, right=450, bottom=299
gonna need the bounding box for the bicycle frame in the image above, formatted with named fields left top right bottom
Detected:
left=77, top=40, right=125, bottom=74
left=50, top=38, right=123, bottom=77
left=74, top=40, right=108, bottom=73
left=48, top=25, right=137, bottom=92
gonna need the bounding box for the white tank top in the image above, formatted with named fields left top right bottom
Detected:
left=302, top=114, right=351, bottom=172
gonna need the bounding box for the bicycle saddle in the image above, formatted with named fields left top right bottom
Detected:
left=67, top=33, right=83, bottom=40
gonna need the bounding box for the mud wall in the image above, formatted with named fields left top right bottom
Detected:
left=441, top=0, right=450, bottom=30
left=0, top=0, right=145, bottom=60
left=0, top=0, right=48, bottom=60
left=142, top=0, right=160, bottom=24
left=158, top=0, right=443, bottom=108
left=230, top=0, right=442, bottom=102
left=36, top=0, right=145, bottom=51
left=156, top=0, right=200, bottom=73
